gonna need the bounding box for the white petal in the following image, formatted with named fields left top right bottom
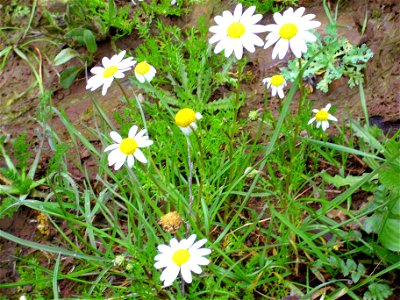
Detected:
left=90, top=66, right=104, bottom=75
left=101, top=77, right=114, bottom=96
left=182, top=234, right=197, bottom=249
left=289, top=37, right=304, bottom=58
left=273, top=12, right=283, bottom=25
left=118, top=58, right=136, bottom=69
left=302, top=21, right=321, bottom=30
left=223, top=42, right=235, bottom=58
left=214, top=39, right=228, bottom=54
left=102, top=56, right=111, bottom=68
left=195, top=112, right=203, bottom=120
left=160, top=265, right=180, bottom=287
left=233, top=42, right=243, bottom=60
left=127, top=155, right=135, bottom=168
left=180, top=264, right=192, bottom=284
left=137, top=139, right=153, bottom=147
left=264, top=32, right=280, bottom=49
left=241, top=6, right=256, bottom=22
left=299, top=30, right=317, bottom=42
left=157, top=244, right=171, bottom=254
left=135, top=73, right=146, bottom=83
left=154, top=260, right=169, bottom=269
left=322, top=121, right=329, bottom=131
left=308, top=117, right=316, bottom=125
left=209, top=33, right=226, bottom=44
left=328, top=114, right=338, bottom=122
left=134, top=148, right=147, bottom=163
left=233, top=4, right=243, bottom=21
left=190, top=239, right=207, bottom=250
left=194, top=256, right=210, bottom=265
left=110, top=131, right=122, bottom=143
left=193, top=248, right=212, bottom=256
left=293, top=7, right=305, bottom=18
left=108, top=148, right=122, bottom=165
left=271, top=86, right=277, bottom=97
left=128, top=126, right=138, bottom=138
left=277, top=87, right=285, bottom=99
left=114, top=155, right=126, bottom=170
left=113, top=71, right=125, bottom=79
left=277, top=39, right=289, bottom=59
left=104, top=144, right=119, bottom=152
left=265, top=24, right=279, bottom=32
left=325, top=103, right=332, bottom=111
left=249, top=24, right=267, bottom=34
left=189, top=263, right=203, bottom=274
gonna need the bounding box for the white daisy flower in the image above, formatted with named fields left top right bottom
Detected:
left=134, top=61, right=157, bottom=83
left=175, top=108, right=203, bottom=136
left=262, top=74, right=287, bottom=99
left=209, top=4, right=267, bottom=60
left=171, top=0, right=176, bottom=4
left=307, top=103, right=338, bottom=131
left=264, top=7, right=321, bottom=59
left=86, top=50, right=135, bottom=96
left=104, top=125, right=153, bottom=170
left=154, top=234, right=211, bottom=287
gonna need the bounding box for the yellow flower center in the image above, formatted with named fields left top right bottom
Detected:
left=172, top=249, right=190, bottom=266
left=119, top=138, right=138, bottom=155
left=315, top=110, right=329, bottom=121
left=279, top=23, right=298, bottom=40
left=103, top=65, right=118, bottom=78
left=227, top=22, right=246, bottom=39
left=135, top=62, right=150, bottom=75
left=270, top=74, right=285, bottom=87
left=175, top=108, right=196, bottom=127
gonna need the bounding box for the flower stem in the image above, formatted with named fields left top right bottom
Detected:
left=115, top=79, right=148, bottom=133
left=185, top=136, right=194, bottom=234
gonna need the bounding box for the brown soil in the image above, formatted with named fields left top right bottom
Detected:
left=1, top=0, right=399, bottom=298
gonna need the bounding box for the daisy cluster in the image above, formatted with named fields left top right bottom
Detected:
left=80, top=1, right=340, bottom=290
left=209, top=3, right=337, bottom=130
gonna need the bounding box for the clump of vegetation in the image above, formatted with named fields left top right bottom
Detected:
left=0, top=0, right=399, bottom=299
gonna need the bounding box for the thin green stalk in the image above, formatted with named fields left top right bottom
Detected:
left=185, top=136, right=194, bottom=234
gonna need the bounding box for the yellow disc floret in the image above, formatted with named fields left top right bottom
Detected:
left=227, top=22, right=246, bottom=39
left=315, top=110, right=329, bottom=121
left=175, top=108, right=196, bottom=127
left=270, top=74, right=285, bottom=87
left=279, top=23, right=298, bottom=40
left=103, top=65, right=118, bottom=78
left=119, top=138, right=138, bottom=155
left=172, top=249, right=190, bottom=266
left=135, top=62, right=150, bottom=75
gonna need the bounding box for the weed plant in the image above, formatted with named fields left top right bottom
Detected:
left=0, top=0, right=399, bottom=299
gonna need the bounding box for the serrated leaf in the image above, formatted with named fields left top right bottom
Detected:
left=363, top=214, right=384, bottom=234
left=83, top=29, right=97, bottom=53
left=53, top=48, right=79, bottom=66
left=364, top=283, right=393, bottom=300
left=321, top=172, right=377, bottom=188
left=60, top=66, right=82, bottom=89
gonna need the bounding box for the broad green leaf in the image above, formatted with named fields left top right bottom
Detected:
left=60, top=66, right=81, bottom=89
left=83, top=29, right=97, bottom=53
left=380, top=218, right=400, bottom=251
left=53, top=48, right=79, bottom=66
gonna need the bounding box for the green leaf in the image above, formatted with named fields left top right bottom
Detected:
left=364, top=283, right=393, bottom=300
left=83, top=29, right=97, bottom=53
left=60, top=66, right=82, bottom=89
left=53, top=48, right=80, bottom=66
left=65, top=28, right=85, bottom=45
left=380, top=218, right=400, bottom=251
